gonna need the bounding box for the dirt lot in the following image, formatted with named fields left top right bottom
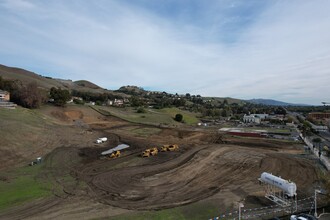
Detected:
left=0, top=106, right=324, bottom=219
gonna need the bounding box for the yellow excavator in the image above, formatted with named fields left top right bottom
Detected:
left=161, top=144, right=179, bottom=152
left=109, top=150, right=121, bottom=159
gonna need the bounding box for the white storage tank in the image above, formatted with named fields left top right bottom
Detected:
left=260, top=172, right=297, bottom=197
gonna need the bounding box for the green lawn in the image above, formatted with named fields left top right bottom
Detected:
left=106, top=201, right=219, bottom=220
left=93, top=106, right=200, bottom=126
left=157, top=108, right=200, bottom=125
left=0, top=165, right=52, bottom=211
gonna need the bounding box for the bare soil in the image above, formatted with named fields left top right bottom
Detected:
left=0, top=106, right=323, bottom=219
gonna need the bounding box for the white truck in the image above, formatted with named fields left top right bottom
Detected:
left=96, top=137, right=107, bottom=144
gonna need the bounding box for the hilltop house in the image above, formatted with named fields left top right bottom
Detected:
left=0, top=90, right=10, bottom=101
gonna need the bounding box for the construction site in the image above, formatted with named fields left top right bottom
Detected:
left=0, top=105, right=328, bottom=220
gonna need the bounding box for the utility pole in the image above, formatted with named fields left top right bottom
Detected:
left=315, top=189, right=321, bottom=217
left=238, top=202, right=244, bottom=220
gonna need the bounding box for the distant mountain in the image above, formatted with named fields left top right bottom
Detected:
left=247, top=98, right=309, bottom=106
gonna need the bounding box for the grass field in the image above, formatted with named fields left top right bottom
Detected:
left=0, top=165, right=52, bottom=211
left=0, top=107, right=49, bottom=144
left=157, top=108, right=200, bottom=125
left=106, top=201, right=219, bottom=220
left=94, top=106, right=200, bottom=126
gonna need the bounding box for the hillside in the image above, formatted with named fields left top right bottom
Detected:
left=0, top=64, right=65, bottom=89
left=74, top=80, right=100, bottom=89
left=0, top=64, right=122, bottom=96
left=2, top=64, right=310, bottom=107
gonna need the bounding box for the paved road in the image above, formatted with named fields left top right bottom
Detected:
left=318, top=213, right=330, bottom=220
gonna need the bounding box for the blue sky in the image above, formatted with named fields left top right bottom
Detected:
left=0, top=0, right=330, bottom=105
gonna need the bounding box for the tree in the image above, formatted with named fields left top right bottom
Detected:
left=50, top=87, right=71, bottom=106
left=130, top=96, right=145, bottom=107
left=174, top=113, right=183, bottom=122
left=0, top=79, right=46, bottom=108
left=137, top=107, right=146, bottom=113
left=19, top=82, right=47, bottom=108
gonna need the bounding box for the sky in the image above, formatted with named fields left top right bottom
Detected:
left=0, top=0, right=330, bottom=105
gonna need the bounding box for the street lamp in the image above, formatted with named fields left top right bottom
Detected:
left=315, top=189, right=321, bottom=217
left=238, top=202, right=244, bottom=220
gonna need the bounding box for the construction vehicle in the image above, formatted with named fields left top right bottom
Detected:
left=168, top=144, right=179, bottom=151
left=150, top=147, right=158, bottom=156
left=161, top=145, right=170, bottom=152
left=142, top=147, right=158, bottom=157
left=109, top=150, right=120, bottom=159
left=161, top=144, right=179, bottom=152
left=142, top=149, right=151, bottom=157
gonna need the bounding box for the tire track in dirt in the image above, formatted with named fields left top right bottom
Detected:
left=86, top=145, right=264, bottom=210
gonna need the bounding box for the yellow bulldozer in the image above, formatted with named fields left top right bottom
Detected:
left=150, top=147, right=158, bottom=156
left=161, top=144, right=179, bottom=152
left=109, top=150, right=121, bottom=159
left=161, top=145, right=170, bottom=152
left=142, top=147, right=158, bottom=157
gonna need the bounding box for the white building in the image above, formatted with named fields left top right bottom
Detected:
left=253, top=114, right=269, bottom=119
left=243, top=114, right=261, bottom=124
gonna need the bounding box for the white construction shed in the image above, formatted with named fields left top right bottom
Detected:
left=101, top=144, right=130, bottom=156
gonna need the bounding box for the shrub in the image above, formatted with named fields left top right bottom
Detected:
left=137, top=107, right=146, bottom=113
left=174, top=113, right=183, bottom=122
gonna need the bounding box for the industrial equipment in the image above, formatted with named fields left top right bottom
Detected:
left=150, top=147, right=158, bottom=156
left=259, top=172, right=297, bottom=208
left=161, top=145, right=170, bottom=152
left=142, top=149, right=151, bottom=157
left=260, top=172, right=297, bottom=198
left=161, top=144, right=179, bottom=152
left=142, top=147, right=158, bottom=157
left=168, top=144, right=179, bottom=151
left=109, top=150, right=120, bottom=158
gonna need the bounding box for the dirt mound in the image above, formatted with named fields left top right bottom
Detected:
left=64, top=110, right=83, bottom=120
left=51, top=110, right=70, bottom=121
left=50, top=110, right=83, bottom=122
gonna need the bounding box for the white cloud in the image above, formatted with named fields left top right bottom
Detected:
left=1, top=0, right=35, bottom=10
left=0, top=0, right=329, bottom=105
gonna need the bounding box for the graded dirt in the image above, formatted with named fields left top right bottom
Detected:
left=0, top=105, right=324, bottom=219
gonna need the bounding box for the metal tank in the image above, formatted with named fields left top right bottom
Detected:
left=260, top=172, right=297, bottom=197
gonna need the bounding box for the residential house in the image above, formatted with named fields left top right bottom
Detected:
left=0, top=90, right=10, bottom=101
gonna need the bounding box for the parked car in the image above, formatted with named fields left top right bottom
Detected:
left=290, top=213, right=317, bottom=220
